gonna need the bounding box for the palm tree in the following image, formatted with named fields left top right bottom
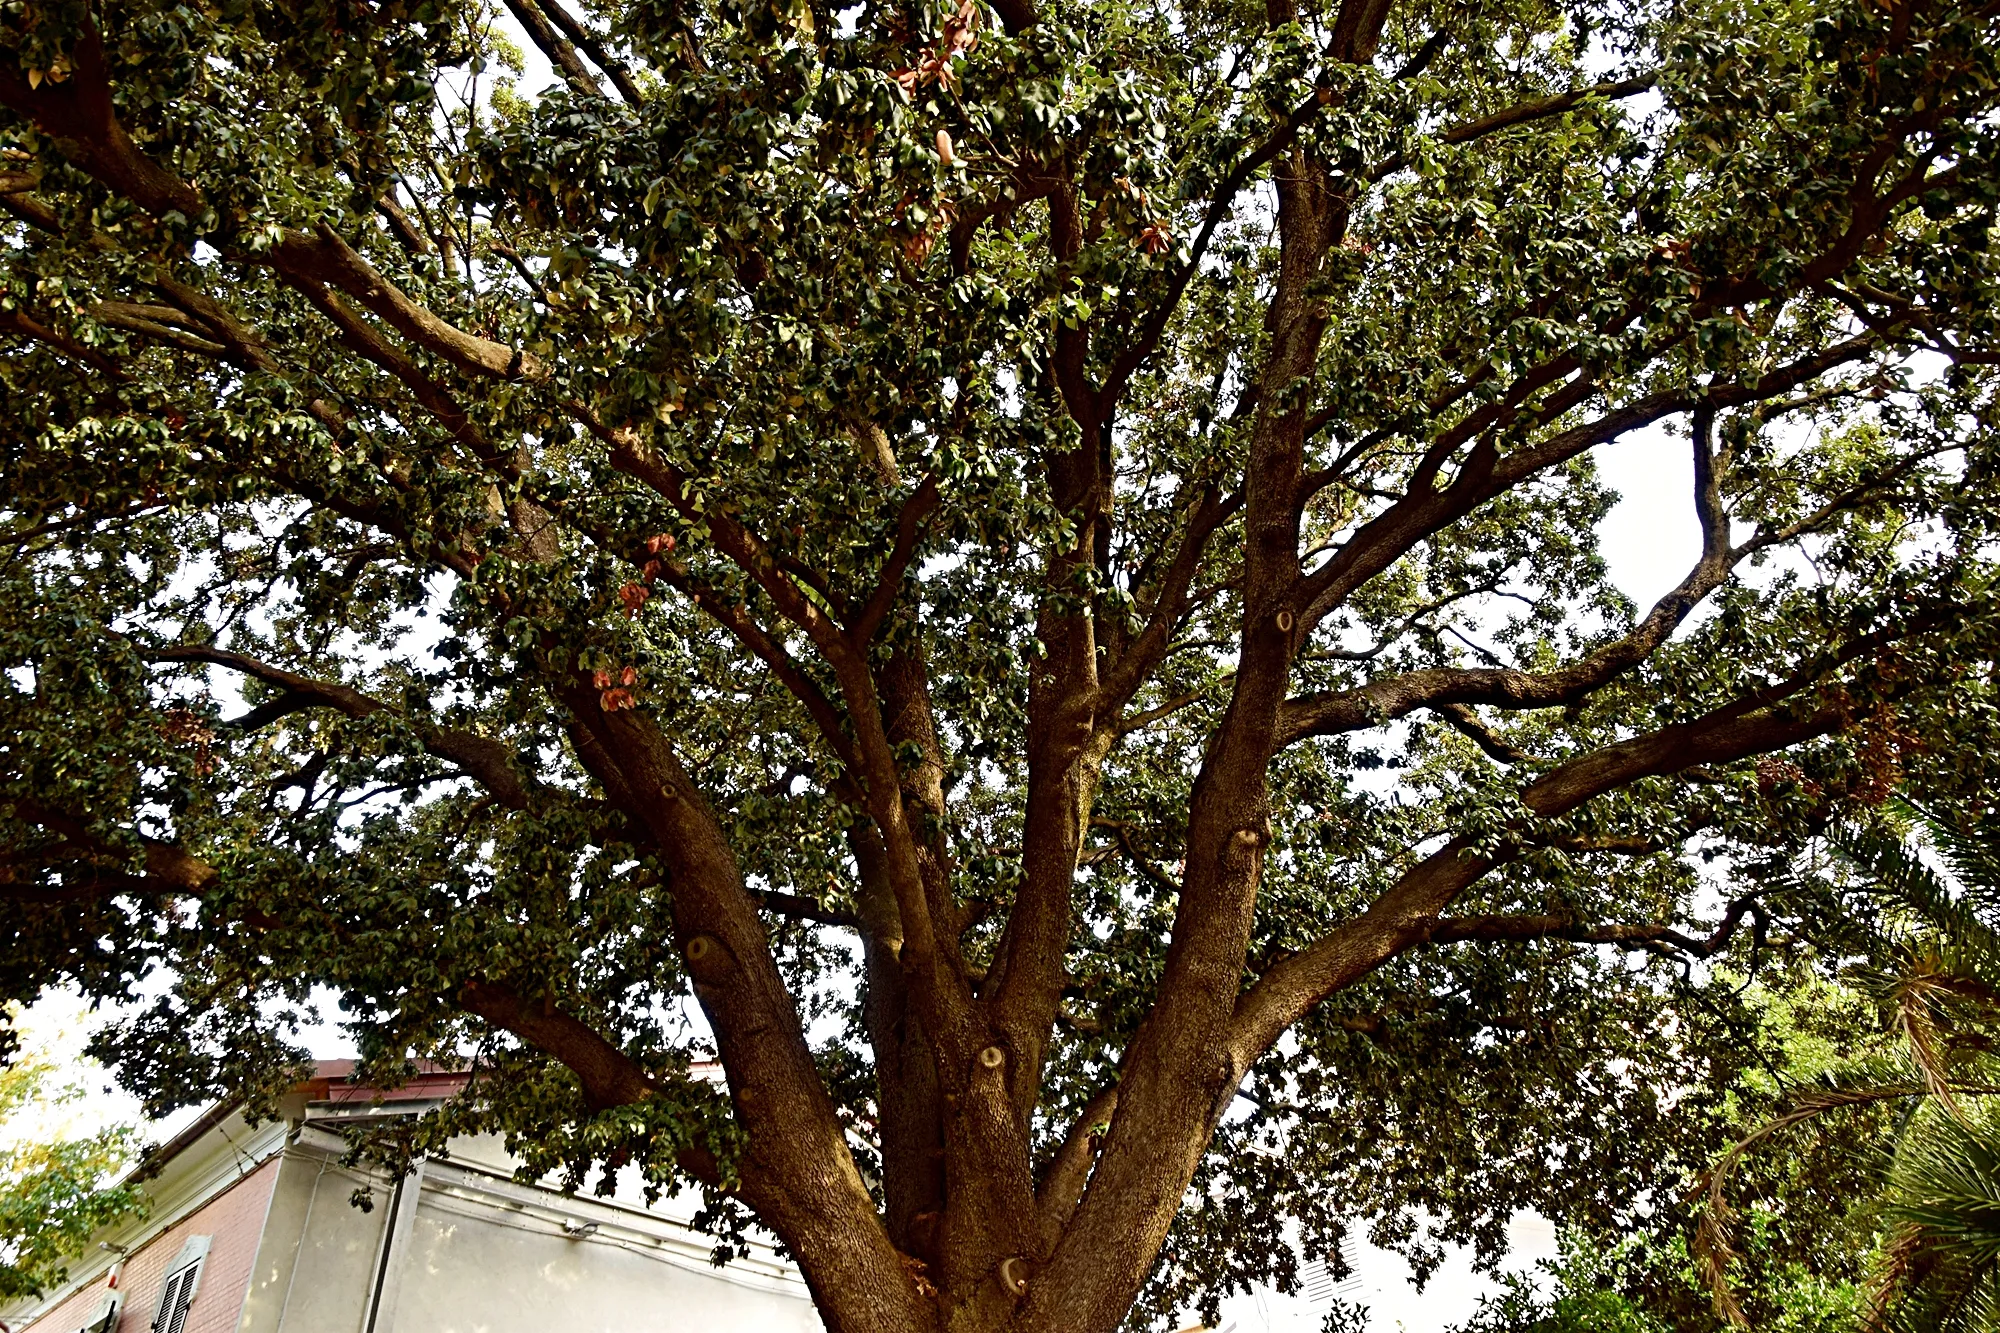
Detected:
left=1871, top=1109, right=2000, bottom=1331
left=1699, top=807, right=2000, bottom=1331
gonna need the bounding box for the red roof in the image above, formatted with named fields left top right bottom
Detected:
left=299, top=1059, right=474, bottom=1106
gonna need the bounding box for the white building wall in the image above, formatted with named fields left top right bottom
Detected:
left=390, top=1189, right=820, bottom=1333
left=268, top=1127, right=822, bottom=1333
left=6, top=1098, right=824, bottom=1333
left=243, top=1148, right=389, bottom=1333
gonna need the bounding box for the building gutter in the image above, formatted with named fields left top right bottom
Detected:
left=129, top=1097, right=241, bottom=1183
left=361, top=1158, right=427, bottom=1333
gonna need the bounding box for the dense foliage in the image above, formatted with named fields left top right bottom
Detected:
left=1446, top=812, right=2000, bottom=1333
left=3, top=0, right=1999, bottom=1328
left=1446, top=1230, right=1858, bottom=1333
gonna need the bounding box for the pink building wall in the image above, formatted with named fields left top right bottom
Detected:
left=17, top=1158, right=280, bottom=1333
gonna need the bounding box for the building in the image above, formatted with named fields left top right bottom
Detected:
left=2, top=1062, right=821, bottom=1333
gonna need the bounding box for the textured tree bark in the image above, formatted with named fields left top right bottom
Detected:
left=564, top=699, right=933, bottom=1333
left=1019, top=131, right=1353, bottom=1333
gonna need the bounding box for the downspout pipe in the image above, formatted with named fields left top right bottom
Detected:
left=361, top=1159, right=427, bottom=1333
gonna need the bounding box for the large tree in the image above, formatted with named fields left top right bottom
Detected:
left=3, top=0, right=1999, bottom=1328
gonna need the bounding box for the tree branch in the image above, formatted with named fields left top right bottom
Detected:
left=500, top=0, right=614, bottom=99
left=455, top=980, right=662, bottom=1110
left=0, top=306, right=124, bottom=377
left=636, top=553, right=862, bottom=776
left=4, top=802, right=220, bottom=898
left=0, top=30, right=548, bottom=388
left=1102, top=96, right=1329, bottom=398
left=148, top=644, right=538, bottom=810
left=1034, top=1082, right=1119, bottom=1251
left=849, top=476, right=940, bottom=644
left=536, top=0, right=646, bottom=104
left=1281, top=406, right=1733, bottom=743
left=1364, top=75, right=1659, bottom=180
left=1089, top=818, right=1181, bottom=893
left=1426, top=896, right=1765, bottom=959
left=752, top=888, right=858, bottom=927
left=1228, top=677, right=1876, bottom=1069
left=551, top=695, right=926, bottom=1327
left=90, top=302, right=229, bottom=355
left=1432, top=702, right=1539, bottom=763
left=1097, top=484, right=1241, bottom=718
left=1293, top=334, right=1880, bottom=640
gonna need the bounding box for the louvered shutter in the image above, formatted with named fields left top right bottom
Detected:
left=150, top=1236, right=209, bottom=1333
left=1300, top=1258, right=1337, bottom=1306
left=159, top=1267, right=198, bottom=1333
left=149, top=1266, right=189, bottom=1333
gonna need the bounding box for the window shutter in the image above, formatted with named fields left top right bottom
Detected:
left=151, top=1235, right=211, bottom=1333
left=159, top=1269, right=197, bottom=1333
left=150, top=1268, right=188, bottom=1333
left=76, top=1291, right=121, bottom=1333
left=1300, top=1258, right=1337, bottom=1306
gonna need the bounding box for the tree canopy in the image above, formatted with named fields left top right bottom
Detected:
left=2, top=0, right=1999, bottom=1329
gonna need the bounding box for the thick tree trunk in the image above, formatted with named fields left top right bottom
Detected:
left=564, top=700, right=935, bottom=1333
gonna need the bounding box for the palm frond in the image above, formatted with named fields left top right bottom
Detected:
left=1697, top=1077, right=1932, bottom=1327
left=1927, top=812, right=2000, bottom=918
left=1879, top=1246, right=2000, bottom=1333
left=1728, top=817, right=2000, bottom=1331
left=1887, top=1112, right=2000, bottom=1267
left=1863, top=1107, right=2000, bottom=1332
left=1895, top=961, right=1989, bottom=1118
left=1864, top=1221, right=1927, bottom=1332
left=1835, top=826, right=2000, bottom=982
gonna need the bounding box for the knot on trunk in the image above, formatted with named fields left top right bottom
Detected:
left=684, top=933, right=737, bottom=985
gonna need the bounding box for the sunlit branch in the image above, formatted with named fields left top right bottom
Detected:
left=90, top=302, right=228, bottom=356
left=501, top=0, right=613, bottom=99
left=537, top=0, right=646, bottom=104
left=0, top=28, right=548, bottom=387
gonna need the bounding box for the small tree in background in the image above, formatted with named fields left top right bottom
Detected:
left=0, top=1037, right=145, bottom=1302
left=1695, top=813, right=2000, bottom=1331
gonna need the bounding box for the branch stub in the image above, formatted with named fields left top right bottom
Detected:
left=685, top=933, right=734, bottom=983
